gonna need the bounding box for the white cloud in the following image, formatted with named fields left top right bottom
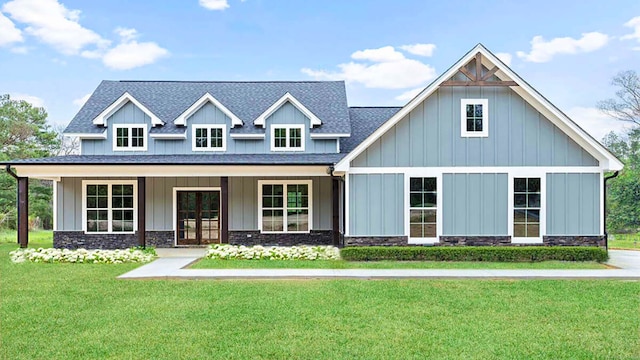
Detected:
left=72, top=93, right=90, bottom=107
left=395, top=87, right=423, bottom=102
left=565, top=106, right=630, bottom=141
left=0, top=11, right=23, bottom=46
left=495, top=52, right=512, bottom=66
left=516, top=32, right=609, bottom=63
left=199, top=0, right=229, bottom=10
left=302, top=46, right=437, bottom=89
left=101, top=27, right=168, bottom=70
left=10, top=45, right=28, bottom=54
left=2, top=0, right=109, bottom=55
left=11, top=93, right=44, bottom=107
left=621, top=16, right=640, bottom=42
left=399, top=43, right=436, bottom=57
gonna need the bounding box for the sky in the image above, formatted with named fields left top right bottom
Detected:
left=1, top=0, right=639, bottom=141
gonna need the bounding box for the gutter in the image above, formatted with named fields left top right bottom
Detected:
left=5, top=164, right=19, bottom=180
left=603, top=171, right=620, bottom=251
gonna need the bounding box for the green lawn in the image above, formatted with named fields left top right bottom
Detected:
left=610, top=234, right=640, bottom=250
left=192, top=258, right=607, bottom=269
left=1, top=242, right=639, bottom=359
left=0, top=229, right=52, bottom=246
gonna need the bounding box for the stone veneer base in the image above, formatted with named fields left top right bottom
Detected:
left=228, top=230, right=333, bottom=246
left=53, top=231, right=174, bottom=249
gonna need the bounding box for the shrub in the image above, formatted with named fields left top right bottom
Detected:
left=206, top=244, right=341, bottom=260
left=9, top=247, right=156, bottom=264
left=340, top=246, right=608, bottom=263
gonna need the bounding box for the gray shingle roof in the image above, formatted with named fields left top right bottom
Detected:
left=66, top=81, right=350, bottom=135
left=5, top=153, right=346, bottom=165
left=341, top=107, right=402, bottom=153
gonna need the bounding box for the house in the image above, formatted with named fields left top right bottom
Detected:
left=4, top=44, right=623, bottom=249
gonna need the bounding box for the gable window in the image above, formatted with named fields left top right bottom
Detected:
left=271, top=125, right=304, bottom=151
left=259, top=180, right=312, bottom=233
left=461, top=99, right=488, bottom=137
left=192, top=125, right=227, bottom=151
left=113, top=125, right=147, bottom=151
left=513, top=177, right=542, bottom=240
left=409, top=177, right=437, bottom=240
left=83, top=181, right=136, bottom=234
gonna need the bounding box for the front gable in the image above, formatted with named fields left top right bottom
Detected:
left=337, top=44, right=623, bottom=171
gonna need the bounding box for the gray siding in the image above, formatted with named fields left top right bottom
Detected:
left=352, top=86, right=598, bottom=167
left=81, top=101, right=338, bottom=155
left=547, top=173, right=600, bottom=235
left=348, top=174, right=404, bottom=236
left=442, top=173, right=508, bottom=236
left=56, top=176, right=332, bottom=232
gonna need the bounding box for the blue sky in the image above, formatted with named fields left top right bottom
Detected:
left=1, top=0, right=639, bottom=140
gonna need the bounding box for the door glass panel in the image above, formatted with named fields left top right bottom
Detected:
left=177, top=191, right=220, bottom=245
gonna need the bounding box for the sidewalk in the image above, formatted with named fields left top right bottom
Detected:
left=118, top=249, right=640, bottom=280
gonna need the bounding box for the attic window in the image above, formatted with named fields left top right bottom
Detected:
left=461, top=99, right=488, bottom=138
left=271, top=125, right=304, bottom=151
left=113, top=125, right=147, bottom=151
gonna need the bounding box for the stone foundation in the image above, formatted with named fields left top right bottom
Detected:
left=543, top=236, right=605, bottom=247
left=53, top=231, right=174, bottom=249
left=439, top=236, right=512, bottom=246
left=343, top=236, right=409, bottom=246
left=228, top=230, right=333, bottom=246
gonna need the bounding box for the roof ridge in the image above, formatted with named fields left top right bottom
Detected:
left=106, top=80, right=345, bottom=84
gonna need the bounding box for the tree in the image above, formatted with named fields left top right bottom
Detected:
left=0, top=94, right=60, bottom=230
left=597, top=70, right=640, bottom=126
left=53, top=123, right=79, bottom=156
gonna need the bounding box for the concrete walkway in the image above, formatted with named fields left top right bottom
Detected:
left=118, top=249, right=640, bottom=280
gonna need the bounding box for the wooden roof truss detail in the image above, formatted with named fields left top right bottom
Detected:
left=441, top=53, right=518, bottom=87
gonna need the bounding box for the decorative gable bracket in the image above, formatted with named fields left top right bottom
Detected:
left=254, top=92, right=322, bottom=128
left=441, top=53, right=518, bottom=87
left=174, top=93, right=243, bottom=127
left=92, top=92, right=164, bottom=127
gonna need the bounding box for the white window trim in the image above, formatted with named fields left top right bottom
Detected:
left=270, top=124, right=305, bottom=152
left=112, top=124, right=148, bottom=152
left=508, top=171, right=546, bottom=244
left=258, top=180, right=313, bottom=234
left=191, top=124, right=227, bottom=152
left=460, top=99, right=489, bottom=138
left=172, top=187, right=222, bottom=247
left=81, top=180, right=138, bottom=235
left=404, top=172, right=442, bottom=244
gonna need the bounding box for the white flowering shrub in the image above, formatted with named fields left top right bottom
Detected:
left=206, top=244, right=341, bottom=260
left=9, top=247, right=156, bottom=264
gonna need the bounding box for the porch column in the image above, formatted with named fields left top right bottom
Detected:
left=332, top=177, right=340, bottom=246
left=137, top=177, right=146, bottom=248
left=18, top=176, right=28, bottom=248
left=221, top=176, right=229, bottom=244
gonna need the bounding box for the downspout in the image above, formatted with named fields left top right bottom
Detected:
left=5, top=165, right=19, bottom=244
left=603, top=171, right=620, bottom=251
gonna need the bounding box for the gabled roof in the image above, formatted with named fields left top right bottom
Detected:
left=335, top=44, right=624, bottom=171
left=65, top=81, right=350, bottom=135
left=254, top=92, right=322, bottom=128
left=174, top=93, right=243, bottom=127
left=341, top=107, right=402, bottom=153
left=92, top=92, right=164, bottom=127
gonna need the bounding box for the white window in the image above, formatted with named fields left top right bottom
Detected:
left=509, top=175, right=545, bottom=244
left=271, top=125, right=305, bottom=151
left=258, top=180, right=312, bottom=233
left=409, top=177, right=438, bottom=241
left=113, top=124, right=147, bottom=151
left=192, top=125, right=227, bottom=151
left=461, top=99, right=488, bottom=137
left=82, top=181, right=137, bottom=234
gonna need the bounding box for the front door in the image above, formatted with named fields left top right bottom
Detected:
left=177, top=191, right=220, bottom=245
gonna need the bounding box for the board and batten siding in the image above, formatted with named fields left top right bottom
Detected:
left=81, top=101, right=337, bottom=155
left=442, top=173, right=508, bottom=236
left=351, top=86, right=598, bottom=167
left=546, top=173, right=600, bottom=235
left=348, top=174, right=404, bottom=236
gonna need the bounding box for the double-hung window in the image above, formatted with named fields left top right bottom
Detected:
left=271, top=125, right=304, bottom=151
left=192, top=125, right=226, bottom=151
left=113, top=124, right=147, bottom=151
left=461, top=99, right=488, bottom=137
left=409, top=177, right=438, bottom=240
left=259, top=180, right=311, bottom=233
left=513, top=177, right=541, bottom=240
left=84, top=181, right=136, bottom=233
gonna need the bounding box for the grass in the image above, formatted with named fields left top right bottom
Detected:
left=1, top=241, right=640, bottom=359
left=192, top=258, right=607, bottom=269
left=0, top=229, right=52, bottom=246
left=609, top=233, right=640, bottom=250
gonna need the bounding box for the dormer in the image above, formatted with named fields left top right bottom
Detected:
left=254, top=92, right=322, bottom=128
left=174, top=93, right=243, bottom=127
left=92, top=92, right=164, bottom=127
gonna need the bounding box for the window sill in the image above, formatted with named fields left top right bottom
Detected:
left=408, top=237, right=438, bottom=244
left=260, top=231, right=311, bottom=234
left=511, top=237, right=543, bottom=244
